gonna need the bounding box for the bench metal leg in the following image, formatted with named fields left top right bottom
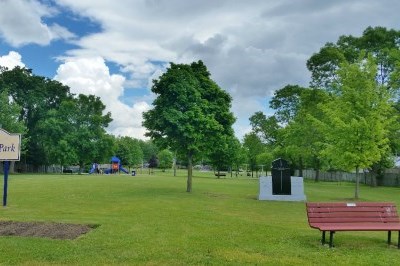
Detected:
left=321, top=231, right=326, bottom=245
left=398, top=231, right=400, bottom=249
left=329, top=231, right=334, bottom=248
left=388, top=231, right=392, bottom=245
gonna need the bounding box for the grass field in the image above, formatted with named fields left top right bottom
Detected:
left=1, top=170, right=400, bottom=265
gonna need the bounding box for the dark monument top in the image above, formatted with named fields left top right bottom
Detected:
left=271, top=158, right=291, bottom=195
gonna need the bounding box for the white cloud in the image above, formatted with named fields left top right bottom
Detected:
left=3, top=0, right=400, bottom=140
left=54, top=57, right=150, bottom=139
left=0, top=0, right=75, bottom=47
left=0, top=51, right=25, bottom=69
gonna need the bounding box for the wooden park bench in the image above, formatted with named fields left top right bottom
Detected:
left=214, top=172, right=226, bottom=177
left=306, top=202, right=400, bottom=248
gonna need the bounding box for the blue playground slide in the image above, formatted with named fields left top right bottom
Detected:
left=119, top=167, right=129, bottom=174
left=89, top=163, right=97, bottom=174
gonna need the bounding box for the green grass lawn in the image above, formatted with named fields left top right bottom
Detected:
left=1, top=170, right=400, bottom=265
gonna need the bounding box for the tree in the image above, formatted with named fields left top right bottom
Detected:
left=281, top=88, right=330, bottom=180
left=249, top=112, right=280, bottom=146
left=143, top=61, right=235, bottom=192
left=115, top=136, right=143, bottom=168
left=307, top=26, right=400, bottom=91
left=139, top=140, right=158, bottom=163
left=38, top=95, right=112, bottom=172
left=158, top=149, right=173, bottom=171
left=0, top=90, right=26, bottom=134
left=243, top=132, right=264, bottom=177
left=207, top=135, right=238, bottom=177
left=0, top=67, right=71, bottom=169
left=269, top=85, right=304, bottom=124
left=314, top=55, right=394, bottom=199
left=256, top=152, right=273, bottom=176
left=0, top=89, right=28, bottom=173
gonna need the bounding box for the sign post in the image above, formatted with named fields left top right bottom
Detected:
left=0, top=128, right=21, bottom=207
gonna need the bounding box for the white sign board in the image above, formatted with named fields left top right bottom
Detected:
left=0, top=128, right=21, bottom=161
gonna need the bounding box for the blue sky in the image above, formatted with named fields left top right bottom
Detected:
left=0, top=0, right=399, bottom=140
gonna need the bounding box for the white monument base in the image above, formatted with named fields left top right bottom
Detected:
left=258, top=176, right=306, bottom=201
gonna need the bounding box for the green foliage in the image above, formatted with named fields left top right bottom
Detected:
left=138, top=140, right=158, bottom=162
left=314, top=55, right=394, bottom=198
left=243, top=132, right=264, bottom=173
left=307, top=26, right=400, bottom=91
left=143, top=60, right=235, bottom=191
left=37, top=95, right=112, bottom=170
left=269, top=84, right=305, bottom=123
left=0, top=67, right=71, bottom=166
left=249, top=112, right=280, bottom=146
left=256, top=152, right=273, bottom=173
left=158, top=149, right=173, bottom=171
left=115, top=136, right=143, bottom=167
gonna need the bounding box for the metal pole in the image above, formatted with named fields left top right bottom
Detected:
left=3, top=161, right=9, bottom=207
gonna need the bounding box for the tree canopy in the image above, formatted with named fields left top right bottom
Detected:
left=143, top=60, right=235, bottom=192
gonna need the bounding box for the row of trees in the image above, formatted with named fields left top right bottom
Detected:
left=245, top=26, right=400, bottom=198
left=0, top=67, right=159, bottom=173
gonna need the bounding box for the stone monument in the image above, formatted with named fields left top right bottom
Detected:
left=259, top=158, right=306, bottom=201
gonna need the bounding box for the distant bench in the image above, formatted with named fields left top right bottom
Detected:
left=306, top=202, right=400, bottom=248
left=63, top=169, right=73, bottom=174
left=215, top=172, right=226, bottom=177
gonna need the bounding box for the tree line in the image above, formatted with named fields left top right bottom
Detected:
left=245, top=26, right=400, bottom=198
left=0, top=66, right=160, bottom=173
left=2, top=26, right=400, bottom=198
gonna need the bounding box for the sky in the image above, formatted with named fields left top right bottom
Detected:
left=0, top=0, right=399, bottom=141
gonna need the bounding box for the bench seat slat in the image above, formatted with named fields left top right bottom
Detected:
left=310, top=222, right=400, bottom=231
left=308, top=212, right=398, bottom=218
left=309, top=217, right=400, bottom=223
left=308, top=207, right=397, bottom=213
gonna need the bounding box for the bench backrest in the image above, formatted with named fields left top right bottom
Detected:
left=307, top=202, right=400, bottom=226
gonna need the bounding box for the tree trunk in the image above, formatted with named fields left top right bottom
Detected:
left=173, top=156, right=176, bottom=177
left=187, top=153, right=193, bottom=192
left=355, top=166, right=360, bottom=199
left=314, top=157, right=320, bottom=182
left=298, top=156, right=303, bottom=177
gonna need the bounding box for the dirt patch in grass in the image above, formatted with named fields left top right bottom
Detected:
left=0, top=221, right=97, bottom=240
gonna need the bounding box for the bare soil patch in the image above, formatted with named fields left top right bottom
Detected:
left=0, top=221, right=96, bottom=240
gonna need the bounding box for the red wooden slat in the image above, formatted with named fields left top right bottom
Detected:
left=309, top=217, right=400, bottom=223
left=314, top=223, right=400, bottom=231
left=308, top=207, right=396, bottom=213
left=308, top=212, right=398, bottom=218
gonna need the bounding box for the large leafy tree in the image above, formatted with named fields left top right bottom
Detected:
left=38, top=95, right=113, bottom=172
left=307, top=26, right=400, bottom=91
left=143, top=61, right=235, bottom=192
left=0, top=67, right=70, bottom=168
left=307, top=26, right=400, bottom=183
left=314, top=55, right=394, bottom=199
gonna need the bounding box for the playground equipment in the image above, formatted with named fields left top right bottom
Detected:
left=104, top=156, right=129, bottom=174
left=89, top=163, right=100, bottom=174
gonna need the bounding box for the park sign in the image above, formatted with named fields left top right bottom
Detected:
left=0, top=128, right=21, bottom=161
